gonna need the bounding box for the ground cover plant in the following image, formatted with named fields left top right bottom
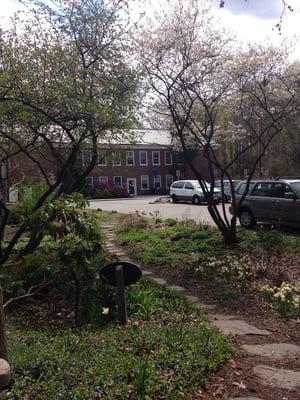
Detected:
left=4, top=279, right=232, bottom=400
left=116, top=214, right=300, bottom=318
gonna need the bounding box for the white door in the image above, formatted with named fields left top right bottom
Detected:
left=127, top=178, right=137, bottom=196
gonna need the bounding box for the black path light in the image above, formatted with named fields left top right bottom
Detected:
left=100, top=261, right=142, bottom=325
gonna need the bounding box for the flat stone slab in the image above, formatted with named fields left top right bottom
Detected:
left=253, top=365, right=300, bottom=391
left=142, top=270, right=152, bottom=276
left=209, top=314, right=236, bottom=320
left=198, top=303, right=216, bottom=311
left=230, top=397, right=264, bottom=400
left=185, top=295, right=200, bottom=303
left=0, top=359, right=11, bottom=389
left=242, top=343, right=300, bottom=359
left=151, top=277, right=167, bottom=285
left=213, top=320, right=271, bottom=336
left=167, top=285, right=185, bottom=292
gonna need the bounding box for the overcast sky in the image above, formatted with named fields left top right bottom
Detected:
left=1, top=0, right=299, bottom=59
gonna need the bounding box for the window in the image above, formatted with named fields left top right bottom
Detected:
left=166, top=174, right=173, bottom=189
left=172, top=181, right=184, bottom=189
left=271, top=183, right=290, bottom=198
left=252, top=182, right=272, bottom=197
left=113, top=176, right=122, bottom=186
left=126, top=151, right=135, bottom=166
left=153, top=175, right=161, bottom=189
left=97, top=150, right=107, bottom=166
left=152, top=151, right=160, bottom=165
left=184, top=181, right=194, bottom=190
left=99, top=176, right=108, bottom=186
left=84, top=176, right=93, bottom=192
left=237, top=182, right=255, bottom=195
left=139, top=151, right=148, bottom=166
left=112, top=152, right=121, bottom=166
left=141, top=175, right=149, bottom=190
left=82, top=153, right=92, bottom=166
left=165, top=151, right=172, bottom=165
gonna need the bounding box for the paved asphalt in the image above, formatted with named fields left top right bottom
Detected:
left=88, top=196, right=232, bottom=226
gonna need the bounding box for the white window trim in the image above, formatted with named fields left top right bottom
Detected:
left=97, top=152, right=107, bottom=166
left=82, top=153, right=92, bottom=166
left=113, top=176, right=122, bottom=185
left=85, top=176, right=94, bottom=188
left=153, top=175, right=161, bottom=188
left=166, top=174, right=173, bottom=189
left=99, top=176, right=108, bottom=185
left=126, top=150, right=135, bottom=166
left=165, top=151, right=173, bottom=165
left=152, top=151, right=160, bottom=166
left=112, top=152, right=122, bottom=166
left=140, top=175, right=149, bottom=190
left=139, top=150, right=148, bottom=166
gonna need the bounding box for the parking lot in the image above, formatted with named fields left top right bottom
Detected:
left=88, top=196, right=231, bottom=225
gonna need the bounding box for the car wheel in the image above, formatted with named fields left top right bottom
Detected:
left=239, top=208, right=256, bottom=229
left=192, top=195, right=201, bottom=205
left=171, top=195, right=178, bottom=204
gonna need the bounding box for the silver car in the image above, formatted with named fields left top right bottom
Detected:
left=230, top=179, right=300, bottom=228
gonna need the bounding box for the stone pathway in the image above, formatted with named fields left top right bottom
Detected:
left=101, top=224, right=300, bottom=399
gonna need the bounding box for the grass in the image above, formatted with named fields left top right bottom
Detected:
left=5, top=279, right=232, bottom=400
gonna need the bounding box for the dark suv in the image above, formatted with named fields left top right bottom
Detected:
left=230, top=179, right=300, bottom=228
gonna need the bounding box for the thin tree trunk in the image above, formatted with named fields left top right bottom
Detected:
left=0, top=287, right=8, bottom=361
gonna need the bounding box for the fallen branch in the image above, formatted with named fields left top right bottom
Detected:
left=3, top=277, right=55, bottom=309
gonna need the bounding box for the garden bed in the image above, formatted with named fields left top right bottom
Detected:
left=4, top=280, right=232, bottom=400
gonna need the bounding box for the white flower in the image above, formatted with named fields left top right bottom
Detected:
left=102, top=307, right=109, bottom=315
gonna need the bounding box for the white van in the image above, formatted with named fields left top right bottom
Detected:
left=170, top=180, right=221, bottom=205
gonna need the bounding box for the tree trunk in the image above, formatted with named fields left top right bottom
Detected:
left=221, top=227, right=238, bottom=245
left=0, top=287, right=8, bottom=361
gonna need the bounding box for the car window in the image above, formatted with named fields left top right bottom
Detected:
left=172, top=181, right=184, bottom=189
left=184, top=182, right=194, bottom=190
left=290, top=182, right=300, bottom=197
left=236, top=182, right=255, bottom=195
left=270, top=183, right=289, bottom=198
left=252, top=182, right=272, bottom=197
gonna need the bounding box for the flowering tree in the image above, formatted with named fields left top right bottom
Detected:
left=0, top=0, right=139, bottom=360
left=138, top=0, right=299, bottom=244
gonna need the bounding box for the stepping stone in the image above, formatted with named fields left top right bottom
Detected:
left=198, top=303, right=216, bottom=311
left=242, top=343, right=300, bottom=359
left=0, top=359, right=11, bottom=389
left=142, top=270, right=152, bottom=276
left=185, top=295, right=200, bottom=303
left=230, top=398, right=263, bottom=400
left=209, top=314, right=236, bottom=320
left=151, top=277, right=167, bottom=285
left=253, top=365, right=300, bottom=391
left=168, top=285, right=185, bottom=292
left=213, top=320, right=270, bottom=336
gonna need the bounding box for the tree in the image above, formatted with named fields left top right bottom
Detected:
left=0, top=0, right=139, bottom=360
left=138, top=0, right=299, bottom=244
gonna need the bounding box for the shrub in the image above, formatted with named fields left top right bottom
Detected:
left=91, top=183, right=128, bottom=199
left=261, top=282, right=300, bottom=318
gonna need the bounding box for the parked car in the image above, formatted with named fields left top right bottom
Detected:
left=230, top=179, right=300, bottom=228
left=170, top=180, right=221, bottom=205
left=214, top=179, right=242, bottom=202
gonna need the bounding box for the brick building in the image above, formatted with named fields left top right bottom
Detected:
left=83, top=129, right=180, bottom=196
left=4, top=129, right=210, bottom=199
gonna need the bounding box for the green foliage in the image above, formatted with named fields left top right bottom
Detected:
left=165, top=218, right=177, bottom=227
left=15, top=180, right=48, bottom=219
left=117, top=213, right=150, bottom=233
left=5, top=280, right=232, bottom=400
left=261, top=283, right=300, bottom=319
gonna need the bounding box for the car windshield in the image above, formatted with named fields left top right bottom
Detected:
left=290, top=182, right=300, bottom=197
